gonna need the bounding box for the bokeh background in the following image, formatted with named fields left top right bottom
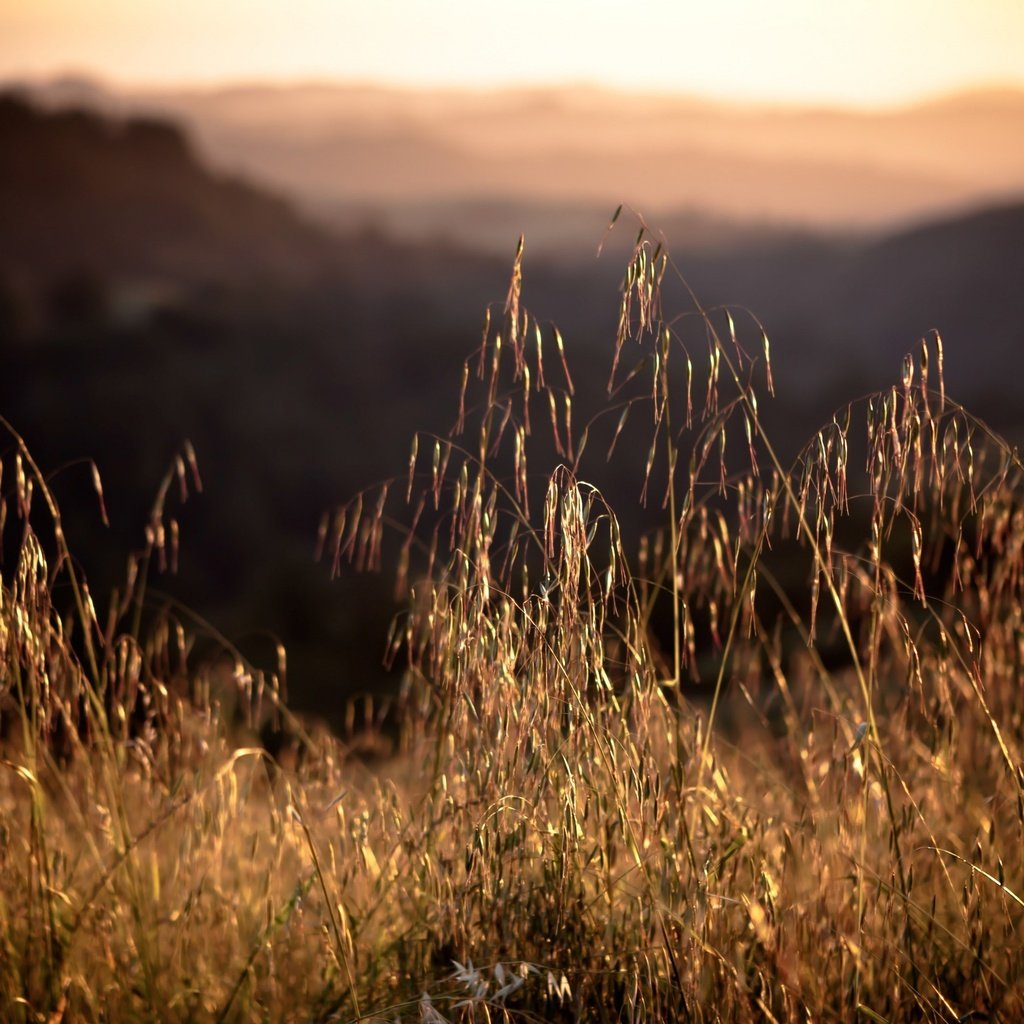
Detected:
left=1, top=1, right=1022, bottom=725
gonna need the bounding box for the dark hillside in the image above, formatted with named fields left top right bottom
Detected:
left=0, top=96, right=514, bottom=720
left=0, top=93, right=336, bottom=286
left=830, top=203, right=1024, bottom=389
left=672, top=202, right=1024, bottom=437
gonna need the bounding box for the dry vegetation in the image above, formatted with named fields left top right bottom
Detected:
left=2, top=225, right=1023, bottom=1022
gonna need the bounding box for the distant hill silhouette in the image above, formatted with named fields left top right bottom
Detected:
left=822, top=202, right=1024, bottom=391
left=12, top=77, right=1023, bottom=256
left=639, top=199, right=1024, bottom=445
left=2, top=88, right=1020, bottom=433
left=0, top=95, right=512, bottom=720
left=0, top=94, right=337, bottom=287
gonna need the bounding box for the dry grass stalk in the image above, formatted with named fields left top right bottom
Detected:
left=2, top=225, right=1023, bottom=1021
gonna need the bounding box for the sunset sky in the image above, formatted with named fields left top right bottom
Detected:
left=1, top=0, right=1023, bottom=107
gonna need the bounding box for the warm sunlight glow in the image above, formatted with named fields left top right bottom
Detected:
left=2, top=0, right=1023, bottom=107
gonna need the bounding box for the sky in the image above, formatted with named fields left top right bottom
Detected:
left=2, top=0, right=1023, bottom=108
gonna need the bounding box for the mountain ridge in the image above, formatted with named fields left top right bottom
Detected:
left=9, top=75, right=1024, bottom=251
left=0, top=92, right=339, bottom=289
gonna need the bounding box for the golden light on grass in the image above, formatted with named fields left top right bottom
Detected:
left=2, top=226, right=1024, bottom=1019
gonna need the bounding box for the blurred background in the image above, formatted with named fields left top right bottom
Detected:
left=1, top=1, right=1022, bottom=725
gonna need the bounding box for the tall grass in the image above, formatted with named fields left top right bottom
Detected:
left=2, top=225, right=1023, bottom=1021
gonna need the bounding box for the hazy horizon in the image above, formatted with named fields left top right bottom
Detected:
left=6, top=66, right=1024, bottom=116
left=4, top=0, right=1024, bottom=109
left=12, top=68, right=1020, bottom=257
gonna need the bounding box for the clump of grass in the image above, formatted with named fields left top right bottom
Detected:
left=3, top=222, right=1024, bottom=1022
